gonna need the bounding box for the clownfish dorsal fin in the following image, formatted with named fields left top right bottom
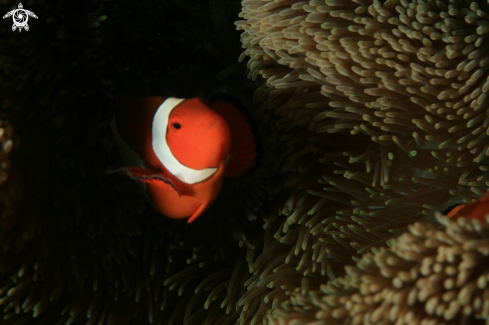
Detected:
left=152, top=97, right=218, bottom=184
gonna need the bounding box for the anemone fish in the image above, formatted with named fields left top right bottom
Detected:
left=110, top=92, right=256, bottom=223
left=443, top=191, right=489, bottom=221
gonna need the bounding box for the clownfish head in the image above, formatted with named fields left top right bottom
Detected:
left=164, top=98, right=231, bottom=170
left=443, top=191, right=489, bottom=222
left=112, top=96, right=231, bottom=186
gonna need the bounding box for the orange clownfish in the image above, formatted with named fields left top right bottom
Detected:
left=109, top=93, right=256, bottom=223
left=443, top=191, right=489, bottom=221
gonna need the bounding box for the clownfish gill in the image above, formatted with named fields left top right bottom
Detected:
left=108, top=92, right=258, bottom=223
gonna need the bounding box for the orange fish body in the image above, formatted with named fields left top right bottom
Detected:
left=445, top=191, right=489, bottom=221
left=111, top=94, right=256, bottom=223
left=112, top=97, right=232, bottom=223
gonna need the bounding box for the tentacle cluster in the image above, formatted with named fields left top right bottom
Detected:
left=234, top=0, right=489, bottom=323
left=270, top=213, right=489, bottom=324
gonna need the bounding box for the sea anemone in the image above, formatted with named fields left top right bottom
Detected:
left=234, top=0, right=489, bottom=322
left=236, top=0, right=489, bottom=241
left=268, top=213, right=489, bottom=324
left=2, top=0, right=489, bottom=324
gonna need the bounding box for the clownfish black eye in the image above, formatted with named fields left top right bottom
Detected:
left=173, top=122, right=181, bottom=129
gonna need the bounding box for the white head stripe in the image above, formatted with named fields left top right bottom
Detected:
left=152, top=97, right=218, bottom=184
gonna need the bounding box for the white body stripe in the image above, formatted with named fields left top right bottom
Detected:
left=152, top=97, right=218, bottom=184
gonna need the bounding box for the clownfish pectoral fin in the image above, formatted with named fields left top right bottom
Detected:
left=187, top=204, right=208, bottom=224
left=106, top=166, right=180, bottom=196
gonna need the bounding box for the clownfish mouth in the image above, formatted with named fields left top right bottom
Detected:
left=106, top=166, right=179, bottom=195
